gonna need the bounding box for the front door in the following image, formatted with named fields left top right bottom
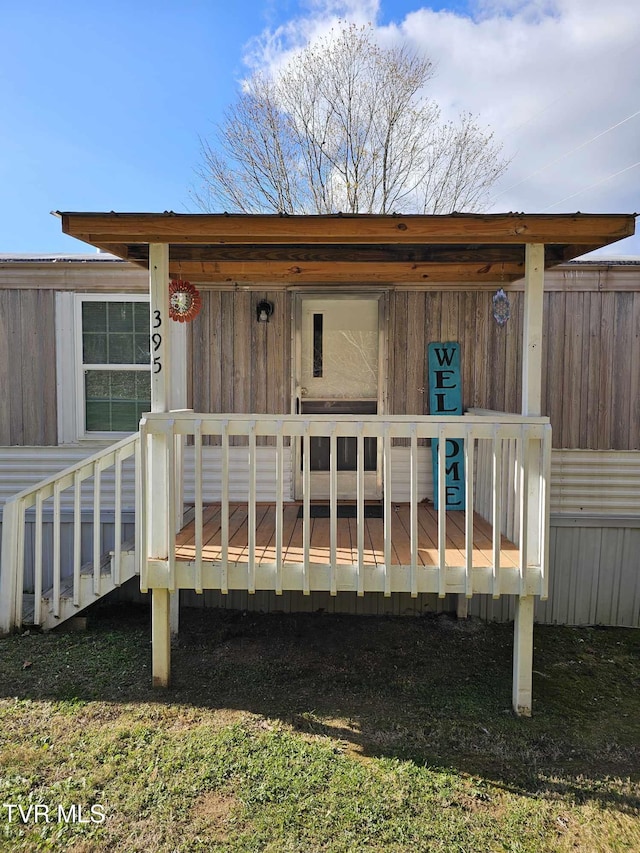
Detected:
left=294, top=295, right=382, bottom=499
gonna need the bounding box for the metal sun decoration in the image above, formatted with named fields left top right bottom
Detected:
left=169, top=279, right=202, bottom=322
left=492, top=288, right=511, bottom=327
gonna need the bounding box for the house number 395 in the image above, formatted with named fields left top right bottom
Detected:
left=153, top=310, right=162, bottom=374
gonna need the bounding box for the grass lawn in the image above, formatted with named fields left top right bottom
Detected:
left=0, top=604, right=638, bottom=852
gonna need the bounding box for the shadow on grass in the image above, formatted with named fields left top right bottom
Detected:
left=2, top=602, right=639, bottom=815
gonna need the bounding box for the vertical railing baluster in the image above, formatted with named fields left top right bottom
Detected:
left=508, top=437, right=517, bottom=543
left=329, top=425, right=337, bottom=596
left=0, top=499, right=23, bottom=633
left=15, top=501, right=26, bottom=629
left=464, top=427, right=474, bottom=601
left=53, top=481, right=62, bottom=618
left=275, top=424, right=284, bottom=595
left=114, top=448, right=122, bottom=586
left=357, top=424, right=365, bottom=597
left=302, top=426, right=311, bottom=596
left=479, top=439, right=490, bottom=520
left=410, top=424, right=418, bottom=598
left=519, top=426, right=530, bottom=598
left=437, top=425, right=447, bottom=600
left=540, top=426, right=552, bottom=601
left=133, top=437, right=141, bottom=575
left=167, top=420, right=176, bottom=593
left=174, top=433, right=184, bottom=534
left=512, top=433, right=521, bottom=545
left=34, top=492, right=43, bottom=626
left=492, top=425, right=502, bottom=599
left=72, top=470, right=81, bottom=607
left=383, top=426, right=392, bottom=598
left=139, top=425, right=148, bottom=593
left=194, top=419, right=203, bottom=594
left=248, top=421, right=257, bottom=595
left=221, top=420, right=229, bottom=595
left=93, top=461, right=101, bottom=596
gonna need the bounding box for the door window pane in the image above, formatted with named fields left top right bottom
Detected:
left=301, top=299, right=378, bottom=398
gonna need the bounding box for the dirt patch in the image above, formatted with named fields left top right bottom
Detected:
left=192, top=790, right=241, bottom=840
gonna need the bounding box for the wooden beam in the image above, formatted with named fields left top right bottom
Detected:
left=161, top=243, right=530, bottom=264
left=60, top=211, right=636, bottom=247
left=123, top=242, right=565, bottom=267
left=165, top=260, right=526, bottom=283
left=561, top=244, right=604, bottom=261
left=92, top=241, right=133, bottom=259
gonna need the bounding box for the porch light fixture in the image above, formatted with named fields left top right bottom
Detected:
left=256, top=300, right=274, bottom=323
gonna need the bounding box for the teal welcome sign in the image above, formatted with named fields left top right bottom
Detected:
left=428, top=342, right=464, bottom=510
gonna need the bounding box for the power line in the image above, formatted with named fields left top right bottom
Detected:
left=499, top=39, right=636, bottom=143
left=493, top=109, right=640, bottom=202
left=542, top=161, right=640, bottom=211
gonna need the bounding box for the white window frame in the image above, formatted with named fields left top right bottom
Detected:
left=56, top=293, right=150, bottom=442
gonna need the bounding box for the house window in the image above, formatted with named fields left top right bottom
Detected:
left=76, top=295, right=150, bottom=435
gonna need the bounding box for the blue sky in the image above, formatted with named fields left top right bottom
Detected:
left=2, top=0, right=638, bottom=255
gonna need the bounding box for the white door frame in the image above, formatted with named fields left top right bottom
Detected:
left=291, top=290, right=388, bottom=500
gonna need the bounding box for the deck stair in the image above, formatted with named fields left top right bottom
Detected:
left=0, top=433, right=141, bottom=635
left=21, top=542, right=137, bottom=631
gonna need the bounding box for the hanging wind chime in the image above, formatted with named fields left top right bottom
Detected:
left=492, top=288, right=511, bottom=326
left=169, top=279, right=202, bottom=322
left=492, top=267, right=511, bottom=327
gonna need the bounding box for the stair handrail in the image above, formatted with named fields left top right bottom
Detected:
left=0, top=432, right=140, bottom=634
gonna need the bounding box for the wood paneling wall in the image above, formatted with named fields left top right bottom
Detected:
left=190, top=291, right=290, bottom=444
left=388, top=291, right=524, bottom=420
left=0, top=290, right=57, bottom=446
left=544, top=291, right=640, bottom=450
left=388, top=290, right=640, bottom=450
left=189, top=287, right=639, bottom=451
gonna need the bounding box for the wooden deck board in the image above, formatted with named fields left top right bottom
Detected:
left=175, top=503, right=519, bottom=568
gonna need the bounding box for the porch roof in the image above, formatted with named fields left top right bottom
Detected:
left=57, top=211, right=636, bottom=285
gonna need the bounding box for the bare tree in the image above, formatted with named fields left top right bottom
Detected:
left=194, top=23, right=507, bottom=214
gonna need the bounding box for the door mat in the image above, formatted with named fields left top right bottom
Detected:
left=297, top=504, right=384, bottom=519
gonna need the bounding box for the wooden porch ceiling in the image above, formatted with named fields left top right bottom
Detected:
left=58, top=211, right=636, bottom=285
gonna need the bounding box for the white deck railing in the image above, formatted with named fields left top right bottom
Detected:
left=140, top=413, right=551, bottom=601
left=0, top=433, right=140, bottom=633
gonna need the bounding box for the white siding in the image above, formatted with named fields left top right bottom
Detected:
left=0, top=445, right=114, bottom=508
left=181, top=446, right=293, bottom=503
left=468, top=523, right=640, bottom=628
left=551, top=449, right=640, bottom=516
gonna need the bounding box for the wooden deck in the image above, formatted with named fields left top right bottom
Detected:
left=175, top=503, right=519, bottom=568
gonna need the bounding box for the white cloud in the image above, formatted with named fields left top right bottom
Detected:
left=243, top=0, right=381, bottom=72
left=246, top=0, right=639, bottom=253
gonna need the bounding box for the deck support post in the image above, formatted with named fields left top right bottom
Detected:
left=148, top=243, right=173, bottom=685
left=0, top=500, right=20, bottom=634
left=455, top=595, right=469, bottom=619
left=513, top=595, right=534, bottom=716
left=170, top=591, right=180, bottom=635
left=512, top=242, right=545, bottom=716
left=152, top=588, right=171, bottom=688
